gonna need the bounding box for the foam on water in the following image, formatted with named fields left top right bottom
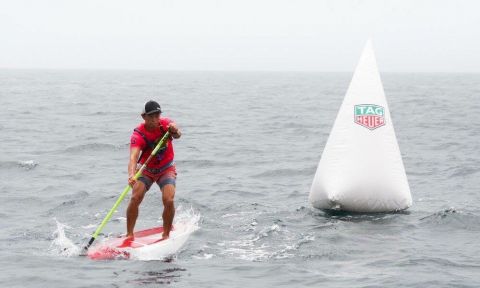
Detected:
left=18, top=160, right=38, bottom=170
left=218, top=221, right=315, bottom=262
left=0, top=160, right=38, bottom=170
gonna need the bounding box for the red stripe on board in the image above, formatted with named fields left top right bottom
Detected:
left=133, top=226, right=164, bottom=238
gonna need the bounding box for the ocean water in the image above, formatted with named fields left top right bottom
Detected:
left=0, top=70, right=479, bottom=287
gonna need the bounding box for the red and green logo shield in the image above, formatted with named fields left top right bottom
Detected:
left=354, top=104, right=385, bottom=130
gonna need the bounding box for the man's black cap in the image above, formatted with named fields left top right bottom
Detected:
left=142, top=100, right=162, bottom=115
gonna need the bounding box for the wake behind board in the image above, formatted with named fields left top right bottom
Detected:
left=88, top=223, right=194, bottom=260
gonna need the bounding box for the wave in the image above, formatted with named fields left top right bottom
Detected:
left=419, top=208, right=480, bottom=230
left=176, top=159, right=238, bottom=168
left=176, top=159, right=216, bottom=168
left=419, top=207, right=458, bottom=220
left=0, top=160, right=39, bottom=170
left=252, top=166, right=316, bottom=178
left=270, top=233, right=315, bottom=259
left=63, top=143, right=127, bottom=153
left=9, top=227, right=48, bottom=242
left=46, top=199, right=81, bottom=216
left=212, top=189, right=262, bottom=197
left=448, top=166, right=480, bottom=178
left=126, top=268, right=187, bottom=285
left=431, top=141, right=461, bottom=150
left=397, top=255, right=480, bottom=269
left=219, top=228, right=315, bottom=261
left=87, top=111, right=108, bottom=116
left=216, top=214, right=315, bottom=262
left=310, top=208, right=410, bottom=223
left=65, top=190, right=90, bottom=200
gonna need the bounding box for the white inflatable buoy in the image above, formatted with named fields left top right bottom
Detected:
left=309, top=40, right=412, bottom=212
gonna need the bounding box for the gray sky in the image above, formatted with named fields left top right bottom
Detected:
left=1, top=0, right=479, bottom=72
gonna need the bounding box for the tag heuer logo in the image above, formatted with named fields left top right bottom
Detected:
left=354, top=104, right=385, bottom=130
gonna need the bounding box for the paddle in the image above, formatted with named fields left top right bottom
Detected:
left=81, top=131, right=171, bottom=255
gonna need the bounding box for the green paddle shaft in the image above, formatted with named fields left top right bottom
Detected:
left=82, top=131, right=171, bottom=252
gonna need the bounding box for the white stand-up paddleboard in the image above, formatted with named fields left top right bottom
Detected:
left=88, top=222, right=197, bottom=260
left=309, top=40, right=412, bottom=212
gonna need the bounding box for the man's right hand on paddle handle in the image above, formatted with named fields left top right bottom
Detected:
left=128, top=175, right=136, bottom=187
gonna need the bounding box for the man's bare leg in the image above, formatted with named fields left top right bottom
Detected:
left=161, top=184, right=175, bottom=239
left=126, top=181, right=147, bottom=238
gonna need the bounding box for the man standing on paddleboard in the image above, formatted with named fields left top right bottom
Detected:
left=127, top=100, right=181, bottom=240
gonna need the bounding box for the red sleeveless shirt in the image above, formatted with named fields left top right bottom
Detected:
left=130, top=118, right=174, bottom=169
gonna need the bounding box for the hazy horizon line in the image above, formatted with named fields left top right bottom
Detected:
left=1, top=67, right=479, bottom=74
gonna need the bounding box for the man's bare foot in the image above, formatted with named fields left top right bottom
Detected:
left=118, top=234, right=134, bottom=248
left=161, top=233, right=169, bottom=240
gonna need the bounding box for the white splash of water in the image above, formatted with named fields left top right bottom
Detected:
left=18, top=160, right=38, bottom=170
left=174, top=206, right=201, bottom=228
left=81, top=224, right=97, bottom=229
left=49, top=219, right=81, bottom=257
left=194, top=253, right=214, bottom=260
